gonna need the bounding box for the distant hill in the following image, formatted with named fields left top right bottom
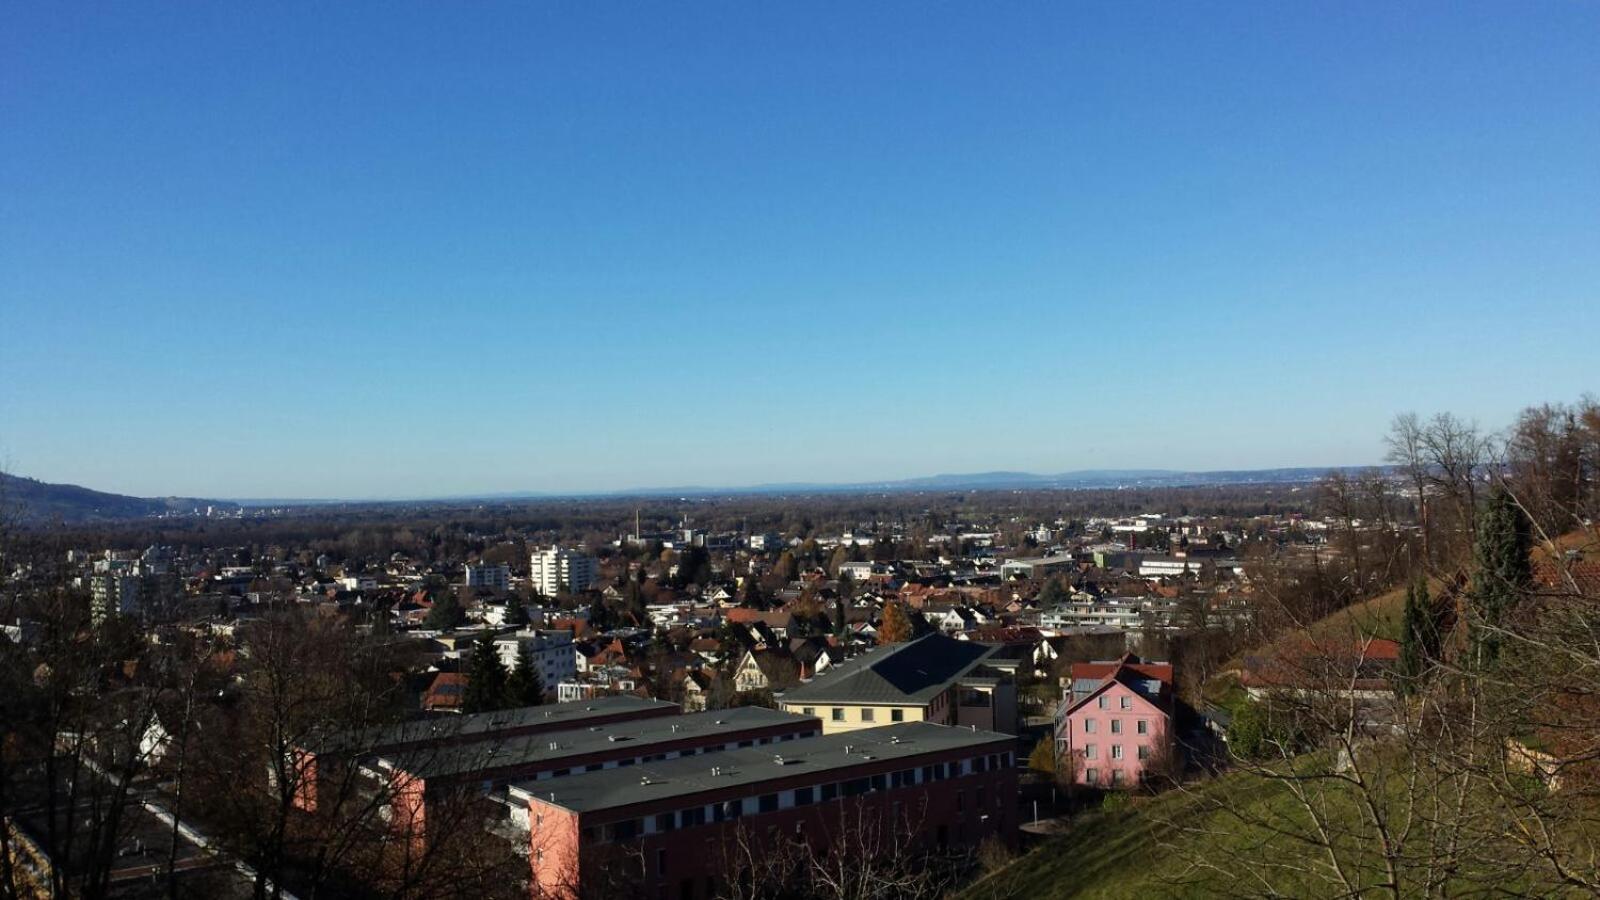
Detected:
left=0, top=472, right=237, bottom=523
left=604, top=466, right=1364, bottom=498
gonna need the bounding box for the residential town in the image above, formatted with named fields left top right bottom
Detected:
left=0, top=443, right=1553, bottom=900
left=5, top=3, right=1598, bottom=896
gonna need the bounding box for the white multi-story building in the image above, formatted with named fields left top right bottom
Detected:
left=494, top=628, right=577, bottom=696
left=90, top=574, right=142, bottom=623
left=529, top=546, right=597, bottom=597
left=464, top=562, right=511, bottom=592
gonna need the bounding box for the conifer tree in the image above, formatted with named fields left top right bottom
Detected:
left=1397, top=577, right=1437, bottom=691
left=504, top=598, right=530, bottom=628
left=505, top=647, right=544, bottom=707
left=1471, top=489, right=1531, bottom=668
left=463, top=634, right=509, bottom=713
left=425, top=591, right=466, bottom=631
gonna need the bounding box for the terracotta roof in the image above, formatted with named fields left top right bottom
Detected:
left=423, top=672, right=468, bottom=711
left=1069, top=653, right=1174, bottom=687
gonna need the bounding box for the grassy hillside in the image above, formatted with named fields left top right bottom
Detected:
left=961, top=772, right=1299, bottom=899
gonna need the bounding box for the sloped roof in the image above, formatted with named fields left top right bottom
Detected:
left=779, top=633, right=995, bottom=706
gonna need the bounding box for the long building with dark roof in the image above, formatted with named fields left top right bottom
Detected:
left=370, top=707, right=822, bottom=845
left=292, top=695, right=678, bottom=813
left=517, top=721, right=1018, bottom=899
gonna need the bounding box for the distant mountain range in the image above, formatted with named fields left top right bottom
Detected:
left=4, top=466, right=1371, bottom=521
left=601, top=467, right=1362, bottom=497
left=0, top=473, right=239, bottom=523
left=415, top=466, right=1368, bottom=502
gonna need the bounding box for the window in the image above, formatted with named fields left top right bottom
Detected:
left=1111, top=769, right=1123, bottom=785
left=1137, top=720, right=1149, bottom=735
left=1084, top=744, right=1097, bottom=759
left=956, top=790, right=965, bottom=811
left=795, top=786, right=814, bottom=806
left=656, top=813, right=675, bottom=833
left=722, top=800, right=742, bottom=820
left=1112, top=745, right=1124, bottom=760
left=1084, top=719, right=1096, bottom=733
left=831, top=708, right=845, bottom=722
left=1097, top=695, right=1108, bottom=709
left=861, top=708, right=875, bottom=722
left=1085, top=768, right=1099, bottom=785
left=758, top=794, right=779, bottom=813
left=891, top=709, right=904, bottom=722
left=1138, top=746, right=1150, bottom=760
left=821, top=782, right=838, bottom=802
left=1111, top=719, right=1122, bottom=734
left=656, top=848, right=667, bottom=876
left=871, top=774, right=887, bottom=791
left=802, top=707, right=815, bottom=716
left=1120, top=696, right=1132, bottom=710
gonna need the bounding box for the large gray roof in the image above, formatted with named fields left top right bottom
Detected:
left=374, top=706, right=814, bottom=781
left=778, top=633, right=996, bottom=706
left=511, top=721, right=1013, bottom=814
left=311, top=695, right=676, bottom=755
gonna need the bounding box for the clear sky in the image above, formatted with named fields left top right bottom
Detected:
left=2, top=3, right=1597, bottom=500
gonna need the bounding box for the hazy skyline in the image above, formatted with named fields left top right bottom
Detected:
left=4, top=3, right=1597, bottom=499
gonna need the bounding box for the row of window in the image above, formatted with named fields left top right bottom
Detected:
left=1096, top=694, right=1138, bottom=710
left=1081, top=718, right=1151, bottom=735
left=799, top=706, right=909, bottom=723
left=1081, top=744, right=1151, bottom=761
left=581, top=750, right=1013, bottom=844
left=530, top=731, right=818, bottom=781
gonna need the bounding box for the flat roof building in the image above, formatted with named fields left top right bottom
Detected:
left=518, top=721, right=1018, bottom=899
left=293, top=695, right=678, bottom=813
left=370, top=707, right=823, bottom=845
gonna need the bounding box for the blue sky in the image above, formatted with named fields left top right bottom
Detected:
left=3, top=3, right=1597, bottom=499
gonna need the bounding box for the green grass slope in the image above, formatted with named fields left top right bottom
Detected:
left=961, top=771, right=1306, bottom=899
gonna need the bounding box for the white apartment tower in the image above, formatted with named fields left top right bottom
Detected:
left=529, top=545, right=597, bottom=597
left=463, top=562, right=511, bottom=592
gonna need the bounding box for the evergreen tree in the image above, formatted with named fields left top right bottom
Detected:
left=1471, top=489, right=1532, bottom=668
left=1036, top=575, right=1070, bottom=607
left=834, top=595, right=847, bottom=637
left=462, top=634, right=509, bottom=713
left=505, top=647, right=544, bottom=707
left=425, top=592, right=466, bottom=631
left=504, top=598, right=530, bottom=628
left=1396, top=577, right=1437, bottom=692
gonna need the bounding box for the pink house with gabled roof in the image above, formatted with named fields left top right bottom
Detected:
left=1055, top=654, right=1174, bottom=788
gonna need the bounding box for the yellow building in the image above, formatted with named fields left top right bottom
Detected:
left=777, top=633, right=1016, bottom=735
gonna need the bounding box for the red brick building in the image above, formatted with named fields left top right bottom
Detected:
left=372, top=706, right=822, bottom=845
left=516, top=721, right=1017, bottom=899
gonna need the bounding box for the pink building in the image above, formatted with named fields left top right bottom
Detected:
left=1055, top=654, right=1174, bottom=788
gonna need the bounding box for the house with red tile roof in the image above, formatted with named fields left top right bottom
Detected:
left=1055, top=654, right=1174, bottom=788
